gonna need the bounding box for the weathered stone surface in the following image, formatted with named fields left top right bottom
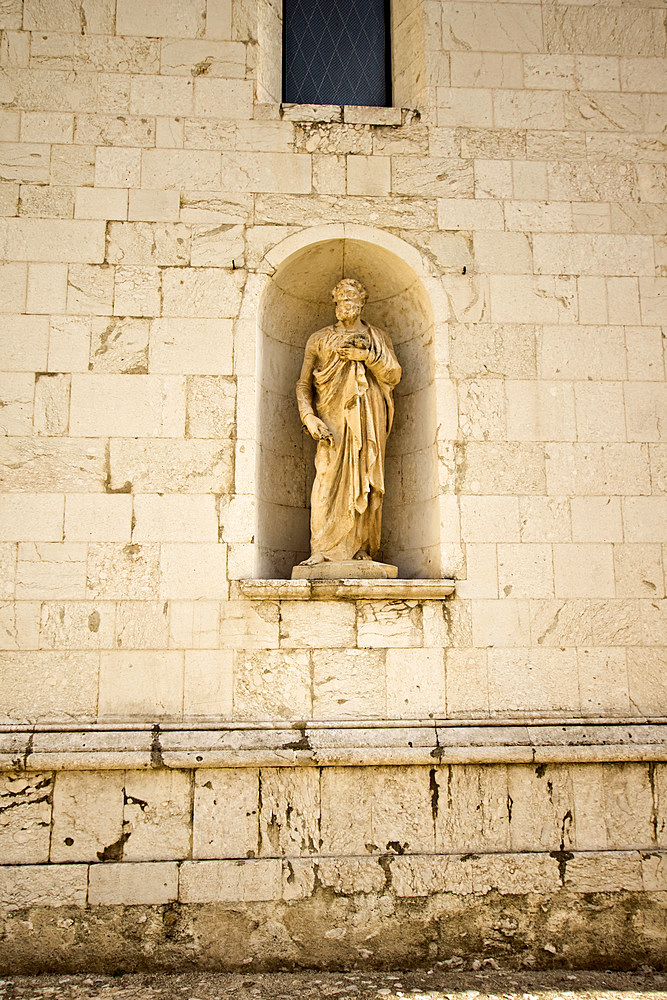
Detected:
left=193, top=769, right=258, bottom=859
left=0, top=772, right=53, bottom=864
left=108, top=439, right=234, bottom=495
left=312, top=649, right=385, bottom=719
left=123, top=771, right=192, bottom=862
left=50, top=771, right=124, bottom=864
left=0, top=439, right=105, bottom=492
left=258, top=768, right=320, bottom=857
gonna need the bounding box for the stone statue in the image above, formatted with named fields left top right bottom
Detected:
left=295, top=278, right=401, bottom=573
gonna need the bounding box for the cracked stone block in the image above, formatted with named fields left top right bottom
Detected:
left=0, top=772, right=53, bottom=864
left=50, top=770, right=125, bottom=863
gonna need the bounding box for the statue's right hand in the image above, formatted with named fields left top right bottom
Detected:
left=304, top=414, right=333, bottom=444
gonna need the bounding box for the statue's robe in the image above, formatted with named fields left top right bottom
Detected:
left=296, top=322, right=401, bottom=561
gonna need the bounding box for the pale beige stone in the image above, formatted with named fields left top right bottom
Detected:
left=69, top=374, right=185, bottom=437
left=130, top=77, right=193, bottom=117
left=490, top=275, right=577, bottom=324
left=86, top=543, right=160, bottom=600
left=257, top=768, right=320, bottom=857
left=386, top=647, right=445, bottom=718
left=460, top=496, right=519, bottom=543
left=625, top=383, right=667, bottom=442
left=578, top=648, right=630, bottom=716
left=27, top=262, right=67, bottom=314
left=161, top=267, right=244, bottom=317
left=0, top=772, right=53, bottom=864
left=141, top=149, right=220, bottom=191
left=39, top=600, right=115, bottom=650
left=0, top=262, right=27, bottom=313
left=628, top=648, right=667, bottom=716
left=623, top=497, right=667, bottom=543
left=149, top=318, right=233, bottom=376
left=184, top=648, right=233, bottom=715
left=472, top=599, right=531, bottom=648
left=180, top=859, right=281, bottom=902
left=506, top=381, right=576, bottom=442
left=128, top=190, right=180, bottom=223
left=186, top=375, right=235, bottom=439
left=234, top=649, right=311, bottom=720
left=113, top=266, right=162, bottom=317
left=435, top=764, right=509, bottom=853
left=590, top=600, right=642, bottom=648
left=0, top=864, right=87, bottom=909
left=357, top=601, right=422, bottom=648
left=0, top=218, right=105, bottom=262
left=193, top=768, right=258, bottom=859
left=445, top=648, right=489, bottom=715
left=457, top=378, right=506, bottom=440
left=51, top=770, right=124, bottom=863
left=529, top=599, right=590, bottom=647
left=193, top=78, right=253, bottom=119
left=391, top=854, right=473, bottom=896
left=64, top=495, right=131, bottom=543
left=95, top=147, right=141, bottom=188
left=33, top=373, right=69, bottom=436
left=571, top=498, right=623, bottom=544
left=0, top=543, right=16, bottom=599
left=0, top=600, right=37, bottom=652
left=67, top=264, right=114, bottom=316
left=190, top=223, right=245, bottom=266
left=0, top=315, right=48, bottom=371
left=48, top=317, right=91, bottom=372
left=133, top=494, right=218, bottom=543
left=160, top=38, right=245, bottom=76
left=488, top=647, right=580, bottom=715
left=614, top=545, right=665, bottom=599
left=279, top=601, right=355, bottom=649
left=437, top=198, right=504, bottom=232
left=122, top=771, right=191, bottom=862
left=546, top=444, right=651, bottom=497
left=498, top=544, right=554, bottom=600
left=98, top=650, right=184, bottom=719
left=107, top=222, right=190, bottom=267
left=89, top=861, right=178, bottom=905
left=109, top=439, right=233, bottom=494
left=0, top=495, right=63, bottom=542
left=160, top=543, right=228, bottom=599
left=0, top=373, right=33, bottom=436
left=641, top=600, right=667, bottom=646
left=346, top=155, right=391, bottom=196
left=575, top=383, right=626, bottom=442
left=455, top=543, right=497, bottom=600
left=114, top=601, right=169, bottom=650
left=312, top=649, right=385, bottom=719
left=1, top=650, right=98, bottom=722
left=73, top=186, right=127, bottom=222
left=89, top=317, right=149, bottom=373
left=554, top=544, right=615, bottom=600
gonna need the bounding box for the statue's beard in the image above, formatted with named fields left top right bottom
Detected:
left=336, top=305, right=361, bottom=323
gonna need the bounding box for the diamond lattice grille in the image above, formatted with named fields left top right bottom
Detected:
left=284, top=0, right=389, bottom=107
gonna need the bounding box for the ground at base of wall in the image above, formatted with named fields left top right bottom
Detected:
left=1, top=892, right=666, bottom=975
left=2, top=970, right=667, bottom=1000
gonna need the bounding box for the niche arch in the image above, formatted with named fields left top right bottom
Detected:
left=249, top=226, right=454, bottom=580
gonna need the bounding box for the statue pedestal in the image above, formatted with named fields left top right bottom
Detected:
left=291, top=559, right=398, bottom=580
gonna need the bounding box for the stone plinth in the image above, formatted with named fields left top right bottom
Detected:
left=291, top=560, right=398, bottom=580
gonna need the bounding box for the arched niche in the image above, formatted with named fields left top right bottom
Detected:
left=252, top=228, right=454, bottom=580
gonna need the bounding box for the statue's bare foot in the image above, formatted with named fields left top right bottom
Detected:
left=353, top=549, right=373, bottom=561
left=300, top=552, right=327, bottom=566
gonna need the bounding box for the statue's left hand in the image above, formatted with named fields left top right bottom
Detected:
left=337, top=345, right=370, bottom=362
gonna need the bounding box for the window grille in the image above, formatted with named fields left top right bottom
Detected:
left=283, top=0, right=391, bottom=107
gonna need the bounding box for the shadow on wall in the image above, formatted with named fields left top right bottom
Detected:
left=257, top=237, right=441, bottom=579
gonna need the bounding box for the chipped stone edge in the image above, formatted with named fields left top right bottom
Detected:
left=1, top=722, right=665, bottom=771
left=232, top=579, right=456, bottom=600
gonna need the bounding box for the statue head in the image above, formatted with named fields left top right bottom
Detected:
left=332, top=278, right=367, bottom=323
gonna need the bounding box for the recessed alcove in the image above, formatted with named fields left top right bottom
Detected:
left=253, top=231, right=452, bottom=580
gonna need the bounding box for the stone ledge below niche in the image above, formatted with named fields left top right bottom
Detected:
left=1, top=720, right=664, bottom=771
left=232, top=579, right=456, bottom=600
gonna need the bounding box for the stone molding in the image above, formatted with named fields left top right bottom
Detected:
left=2, top=721, right=665, bottom=771
left=234, top=579, right=456, bottom=600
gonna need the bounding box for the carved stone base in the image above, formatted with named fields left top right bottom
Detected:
left=291, top=559, right=398, bottom=580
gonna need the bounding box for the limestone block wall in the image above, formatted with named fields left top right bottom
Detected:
left=0, top=0, right=665, bottom=971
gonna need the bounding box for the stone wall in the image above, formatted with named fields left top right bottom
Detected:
left=0, top=0, right=665, bottom=971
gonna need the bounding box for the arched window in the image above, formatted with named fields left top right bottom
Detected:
left=283, top=0, right=391, bottom=107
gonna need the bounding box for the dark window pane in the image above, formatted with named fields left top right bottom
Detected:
left=284, top=0, right=390, bottom=107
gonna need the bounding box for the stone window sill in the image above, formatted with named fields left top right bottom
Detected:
left=280, top=103, right=409, bottom=126
left=232, top=579, right=455, bottom=600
